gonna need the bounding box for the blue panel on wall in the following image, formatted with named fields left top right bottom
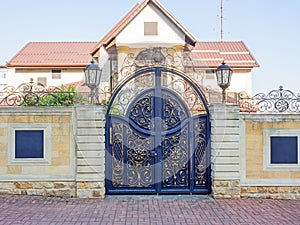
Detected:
left=15, top=130, right=44, bottom=158
left=271, top=136, right=298, bottom=164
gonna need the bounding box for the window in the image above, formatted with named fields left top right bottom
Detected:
left=37, top=77, right=47, bottom=86
left=263, top=129, right=300, bottom=170
left=271, top=136, right=298, bottom=164
left=15, top=130, right=44, bottom=158
left=144, top=22, right=158, bottom=36
left=8, top=123, right=52, bottom=165
left=52, top=69, right=61, bottom=79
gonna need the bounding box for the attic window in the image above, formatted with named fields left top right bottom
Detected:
left=144, top=22, right=158, bottom=36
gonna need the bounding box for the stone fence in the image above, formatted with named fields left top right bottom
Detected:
left=0, top=104, right=299, bottom=199
left=0, top=106, right=106, bottom=198
left=211, top=104, right=300, bottom=199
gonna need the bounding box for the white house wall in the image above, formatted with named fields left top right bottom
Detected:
left=198, top=69, right=252, bottom=96
left=228, top=70, right=252, bottom=95
left=117, top=4, right=186, bottom=48
left=7, top=68, right=84, bottom=88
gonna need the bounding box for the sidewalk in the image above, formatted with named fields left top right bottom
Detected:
left=0, top=194, right=299, bottom=225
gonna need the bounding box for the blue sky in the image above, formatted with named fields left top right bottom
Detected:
left=1, top=0, right=299, bottom=94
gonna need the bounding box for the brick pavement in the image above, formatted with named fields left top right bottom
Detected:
left=0, top=194, right=300, bottom=225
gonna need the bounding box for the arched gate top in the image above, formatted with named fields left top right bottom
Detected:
left=107, top=66, right=209, bottom=117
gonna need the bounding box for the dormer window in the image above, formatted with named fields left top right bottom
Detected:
left=144, top=22, right=158, bottom=36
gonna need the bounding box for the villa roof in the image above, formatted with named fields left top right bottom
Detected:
left=191, top=41, right=259, bottom=68
left=7, top=42, right=98, bottom=68
left=6, top=41, right=259, bottom=69
left=91, top=0, right=197, bottom=56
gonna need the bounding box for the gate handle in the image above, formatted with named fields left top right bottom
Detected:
left=151, top=151, right=158, bottom=158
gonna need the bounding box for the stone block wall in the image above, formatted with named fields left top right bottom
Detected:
left=0, top=182, right=76, bottom=197
left=75, top=105, right=106, bottom=198
left=239, top=113, right=300, bottom=200
left=0, top=107, right=76, bottom=197
left=210, top=104, right=241, bottom=198
left=0, top=106, right=106, bottom=198
left=240, top=186, right=300, bottom=199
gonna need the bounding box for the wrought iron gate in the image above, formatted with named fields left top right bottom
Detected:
left=105, top=65, right=210, bottom=195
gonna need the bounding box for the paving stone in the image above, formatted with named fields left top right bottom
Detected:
left=0, top=195, right=299, bottom=224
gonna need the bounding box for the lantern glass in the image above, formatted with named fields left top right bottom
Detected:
left=216, top=61, right=232, bottom=104
left=216, top=61, right=232, bottom=89
left=84, top=60, right=102, bottom=89
left=84, top=60, right=102, bottom=104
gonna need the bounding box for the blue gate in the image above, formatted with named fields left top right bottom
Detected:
left=105, top=65, right=210, bottom=195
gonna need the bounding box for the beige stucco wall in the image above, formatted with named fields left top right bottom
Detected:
left=0, top=108, right=74, bottom=180
left=6, top=68, right=84, bottom=88
left=0, top=106, right=106, bottom=198
left=211, top=105, right=300, bottom=199
left=240, top=114, right=300, bottom=199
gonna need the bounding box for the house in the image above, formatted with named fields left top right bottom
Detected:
left=4, top=0, right=258, bottom=101
left=5, top=42, right=97, bottom=87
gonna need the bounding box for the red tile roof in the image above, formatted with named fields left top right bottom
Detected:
left=7, top=42, right=98, bottom=67
left=91, top=0, right=197, bottom=55
left=6, top=41, right=259, bottom=69
left=191, top=41, right=259, bottom=68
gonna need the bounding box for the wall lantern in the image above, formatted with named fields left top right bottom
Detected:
left=84, top=59, right=102, bottom=104
left=216, top=61, right=233, bottom=104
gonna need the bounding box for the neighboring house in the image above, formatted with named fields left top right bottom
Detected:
left=4, top=0, right=258, bottom=99
left=5, top=42, right=97, bottom=87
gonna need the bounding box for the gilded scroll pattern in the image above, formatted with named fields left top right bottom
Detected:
left=194, top=120, right=207, bottom=186
left=162, top=72, right=206, bottom=115
left=162, top=93, right=187, bottom=130
left=162, top=126, right=189, bottom=187
left=109, top=72, right=154, bottom=116
left=112, top=123, right=124, bottom=187
left=126, top=130, right=153, bottom=187
left=118, top=48, right=200, bottom=92
left=129, top=95, right=153, bottom=130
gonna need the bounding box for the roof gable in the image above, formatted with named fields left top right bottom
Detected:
left=7, top=42, right=97, bottom=67
left=91, top=0, right=197, bottom=55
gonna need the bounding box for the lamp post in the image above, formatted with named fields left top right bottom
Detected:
left=216, top=61, right=232, bottom=104
left=84, top=59, right=102, bottom=104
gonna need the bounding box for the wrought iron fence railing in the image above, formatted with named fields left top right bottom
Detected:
left=238, top=86, right=300, bottom=113
left=0, top=79, right=85, bottom=106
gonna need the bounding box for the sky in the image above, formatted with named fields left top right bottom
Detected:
left=0, top=0, right=300, bottom=94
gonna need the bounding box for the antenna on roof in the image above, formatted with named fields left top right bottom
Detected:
left=220, top=0, right=223, bottom=41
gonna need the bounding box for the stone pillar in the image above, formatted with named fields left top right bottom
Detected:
left=75, top=105, right=106, bottom=198
left=210, top=104, right=241, bottom=198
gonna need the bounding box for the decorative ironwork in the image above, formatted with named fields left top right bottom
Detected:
left=0, top=79, right=77, bottom=106
left=162, top=126, right=189, bottom=187
left=107, top=59, right=210, bottom=194
left=126, top=129, right=153, bottom=187
left=162, top=93, right=187, bottom=130
left=162, top=72, right=206, bottom=115
left=112, top=123, right=124, bottom=187
left=129, top=94, right=153, bottom=130
left=110, top=72, right=155, bottom=116
left=194, top=119, right=207, bottom=186
left=239, top=86, right=300, bottom=113
left=114, top=47, right=201, bottom=92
